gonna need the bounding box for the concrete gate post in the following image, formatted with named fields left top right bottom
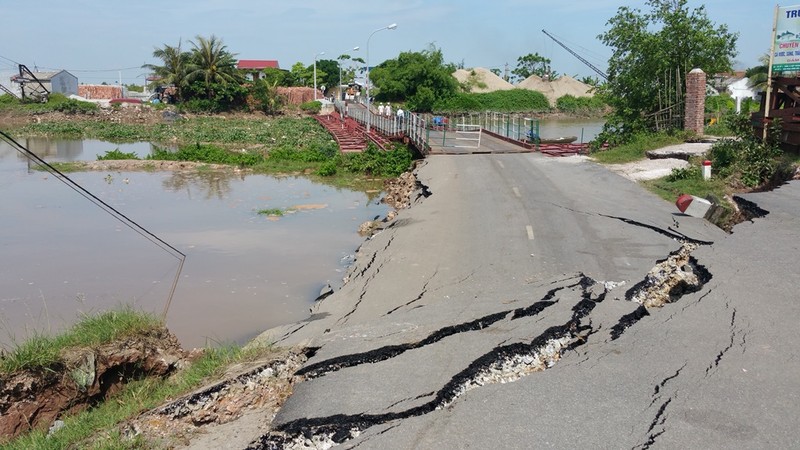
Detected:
left=684, top=68, right=706, bottom=135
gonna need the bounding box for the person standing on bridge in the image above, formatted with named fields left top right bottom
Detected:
left=396, top=107, right=404, bottom=125
left=378, top=103, right=385, bottom=116
left=385, top=103, right=392, bottom=118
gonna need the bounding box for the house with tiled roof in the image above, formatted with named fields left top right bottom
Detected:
left=237, top=60, right=281, bottom=81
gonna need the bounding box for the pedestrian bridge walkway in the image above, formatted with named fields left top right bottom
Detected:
left=327, top=100, right=592, bottom=157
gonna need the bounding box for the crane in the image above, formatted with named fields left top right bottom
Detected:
left=541, top=30, right=608, bottom=81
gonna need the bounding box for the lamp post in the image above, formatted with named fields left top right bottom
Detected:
left=338, top=46, right=359, bottom=102
left=366, top=23, right=397, bottom=133
left=313, top=51, right=325, bottom=100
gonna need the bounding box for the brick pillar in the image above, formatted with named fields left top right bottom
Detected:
left=684, top=68, right=706, bottom=135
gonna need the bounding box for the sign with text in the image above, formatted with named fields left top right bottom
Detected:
left=774, top=5, right=800, bottom=71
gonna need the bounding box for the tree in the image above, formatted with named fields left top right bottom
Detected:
left=746, top=53, right=770, bottom=93
left=143, top=40, right=189, bottom=100
left=598, top=0, right=738, bottom=136
left=512, top=53, right=556, bottom=82
left=314, top=59, right=339, bottom=91
left=288, top=62, right=313, bottom=87
left=185, top=35, right=243, bottom=100
left=251, top=79, right=284, bottom=115
left=369, top=45, right=459, bottom=112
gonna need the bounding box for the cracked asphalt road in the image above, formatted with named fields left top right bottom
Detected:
left=249, top=153, right=800, bottom=449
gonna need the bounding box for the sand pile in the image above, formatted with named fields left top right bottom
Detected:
left=453, top=67, right=514, bottom=93
left=516, top=75, right=594, bottom=104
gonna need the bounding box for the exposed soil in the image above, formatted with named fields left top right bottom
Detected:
left=120, top=348, right=307, bottom=450
left=0, top=327, right=186, bottom=442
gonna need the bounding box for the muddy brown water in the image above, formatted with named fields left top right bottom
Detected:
left=0, top=138, right=388, bottom=349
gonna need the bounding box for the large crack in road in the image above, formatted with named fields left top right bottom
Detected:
left=243, top=171, right=725, bottom=449
left=249, top=240, right=715, bottom=449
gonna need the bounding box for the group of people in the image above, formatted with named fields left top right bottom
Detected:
left=376, top=103, right=405, bottom=123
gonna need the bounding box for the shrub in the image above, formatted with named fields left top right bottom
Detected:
left=341, top=145, right=413, bottom=177
left=317, top=160, right=338, bottom=176
left=149, top=143, right=263, bottom=166
left=707, top=112, right=784, bottom=188
left=52, top=99, right=99, bottom=115
left=97, top=149, right=140, bottom=160
left=666, top=165, right=701, bottom=182
left=433, top=89, right=549, bottom=113
left=555, top=95, right=606, bottom=114
left=300, top=101, right=322, bottom=114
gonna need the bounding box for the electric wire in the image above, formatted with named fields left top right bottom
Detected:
left=0, top=130, right=185, bottom=318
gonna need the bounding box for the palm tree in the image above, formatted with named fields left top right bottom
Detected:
left=185, top=35, right=242, bottom=99
left=746, top=53, right=770, bottom=93
left=142, top=40, right=189, bottom=100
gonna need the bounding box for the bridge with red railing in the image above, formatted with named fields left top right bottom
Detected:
left=316, top=101, right=598, bottom=157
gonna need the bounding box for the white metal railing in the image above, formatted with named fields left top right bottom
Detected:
left=334, top=100, right=431, bottom=155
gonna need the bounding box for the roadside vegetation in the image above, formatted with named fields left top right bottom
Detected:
left=1, top=308, right=276, bottom=449
left=0, top=308, right=158, bottom=374
left=1, top=2, right=796, bottom=446
left=588, top=0, right=798, bottom=230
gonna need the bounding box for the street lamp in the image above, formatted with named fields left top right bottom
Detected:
left=338, top=46, right=359, bottom=102
left=314, top=51, right=325, bottom=100
left=366, top=23, right=397, bottom=133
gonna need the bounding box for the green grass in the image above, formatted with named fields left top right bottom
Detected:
left=0, top=307, right=162, bottom=374
left=97, top=149, right=140, bottom=160
left=0, top=304, right=280, bottom=449
left=257, top=208, right=284, bottom=216
left=642, top=171, right=728, bottom=204
left=590, top=133, right=685, bottom=164
left=2, top=344, right=277, bottom=450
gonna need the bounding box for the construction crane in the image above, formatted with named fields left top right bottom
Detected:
left=542, top=30, right=608, bottom=81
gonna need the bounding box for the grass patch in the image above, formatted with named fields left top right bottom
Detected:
left=257, top=208, right=284, bottom=216
left=590, top=132, right=685, bottom=164
left=3, top=343, right=278, bottom=450
left=97, top=149, right=140, bottom=160
left=0, top=307, right=161, bottom=374
left=642, top=169, right=729, bottom=204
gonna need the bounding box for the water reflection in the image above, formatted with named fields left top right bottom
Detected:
left=0, top=138, right=388, bottom=349
left=162, top=170, right=240, bottom=201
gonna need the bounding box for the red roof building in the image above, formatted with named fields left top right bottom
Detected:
left=238, top=60, right=280, bottom=70
left=237, top=60, right=281, bottom=81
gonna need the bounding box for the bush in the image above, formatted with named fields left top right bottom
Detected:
left=180, top=98, right=223, bottom=113
left=52, top=98, right=99, bottom=115
left=300, top=101, right=322, bottom=114
left=149, top=143, right=264, bottom=166
left=317, top=159, right=338, bottom=176
left=97, top=149, right=140, bottom=160
left=433, top=89, right=549, bottom=113
left=666, top=165, right=701, bottom=182
left=707, top=113, right=784, bottom=188
left=341, top=145, right=413, bottom=177
left=555, top=95, right=606, bottom=114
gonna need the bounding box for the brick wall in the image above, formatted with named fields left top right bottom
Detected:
left=684, top=68, right=706, bottom=135
left=78, top=85, right=123, bottom=100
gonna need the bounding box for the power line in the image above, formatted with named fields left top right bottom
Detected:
left=0, top=130, right=186, bottom=319
left=0, top=54, right=21, bottom=65
left=37, top=65, right=142, bottom=73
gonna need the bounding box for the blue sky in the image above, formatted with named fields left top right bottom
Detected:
left=0, top=0, right=779, bottom=87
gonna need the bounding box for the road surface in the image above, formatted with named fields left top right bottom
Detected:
left=249, top=153, right=800, bottom=449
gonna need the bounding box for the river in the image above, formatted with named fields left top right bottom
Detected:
left=0, top=138, right=388, bottom=349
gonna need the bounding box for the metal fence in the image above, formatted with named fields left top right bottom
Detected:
left=335, top=99, right=431, bottom=155
left=435, top=112, right=540, bottom=142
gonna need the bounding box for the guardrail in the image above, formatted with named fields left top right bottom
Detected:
left=334, top=99, right=431, bottom=156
